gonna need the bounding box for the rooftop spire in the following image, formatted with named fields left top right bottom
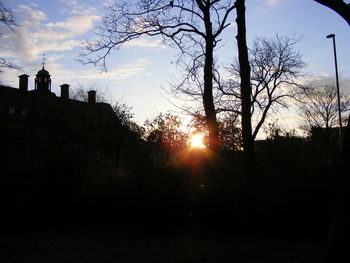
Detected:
left=41, top=53, right=46, bottom=69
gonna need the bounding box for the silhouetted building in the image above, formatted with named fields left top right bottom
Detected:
left=0, top=67, right=126, bottom=225
left=0, top=66, right=115, bottom=122
left=0, top=67, right=153, bottom=228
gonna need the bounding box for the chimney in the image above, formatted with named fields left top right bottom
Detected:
left=18, top=74, right=29, bottom=92
left=60, top=84, right=70, bottom=100
left=88, top=90, right=96, bottom=104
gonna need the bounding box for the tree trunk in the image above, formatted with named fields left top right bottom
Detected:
left=202, top=4, right=219, bottom=152
left=235, top=0, right=256, bottom=185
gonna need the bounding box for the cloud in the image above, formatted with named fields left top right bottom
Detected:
left=73, top=59, right=150, bottom=82
left=1, top=3, right=100, bottom=64
left=15, top=5, right=47, bottom=21
left=46, top=15, right=100, bottom=36
left=264, top=0, right=283, bottom=7
left=1, top=58, right=150, bottom=96
left=309, top=74, right=350, bottom=95
left=255, top=0, right=285, bottom=13
left=123, top=38, right=166, bottom=49
left=102, top=0, right=114, bottom=7
left=59, top=0, right=98, bottom=16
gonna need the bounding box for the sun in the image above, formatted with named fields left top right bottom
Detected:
left=188, top=133, right=206, bottom=148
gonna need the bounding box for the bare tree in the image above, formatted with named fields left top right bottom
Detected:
left=0, top=1, right=19, bottom=74
left=298, top=84, right=350, bottom=131
left=0, top=1, right=16, bottom=34
left=80, top=0, right=237, bottom=151
left=220, top=35, right=305, bottom=140
left=70, top=83, right=109, bottom=103
left=263, top=118, right=298, bottom=140
left=233, top=5, right=305, bottom=202
left=313, top=0, right=350, bottom=26
left=0, top=58, right=18, bottom=74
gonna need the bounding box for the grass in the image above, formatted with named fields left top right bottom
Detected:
left=1, top=229, right=326, bottom=263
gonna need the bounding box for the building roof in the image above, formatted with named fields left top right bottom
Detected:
left=0, top=68, right=115, bottom=122
left=36, top=66, right=50, bottom=76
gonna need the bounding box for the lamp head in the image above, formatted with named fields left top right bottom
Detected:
left=327, top=34, right=335, bottom=39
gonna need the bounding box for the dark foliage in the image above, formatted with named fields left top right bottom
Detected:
left=0, top=114, right=336, bottom=238
left=0, top=93, right=338, bottom=239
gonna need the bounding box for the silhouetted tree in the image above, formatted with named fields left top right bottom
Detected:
left=189, top=111, right=241, bottom=151
left=144, top=112, right=188, bottom=154
left=298, top=83, right=350, bottom=131
left=235, top=0, right=257, bottom=199
left=0, top=1, right=16, bottom=30
left=218, top=112, right=242, bottom=151
left=113, top=101, right=145, bottom=137
left=113, top=101, right=134, bottom=126
left=219, top=35, right=305, bottom=140
left=263, top=119, right=298, bottom=140
left=0, top=1, right=19, bottom=74
left=314, top=0, right=350, bottom=25
left=70, top=83, right=109, bottom=103
left=80, top=0, right=237, bottom=151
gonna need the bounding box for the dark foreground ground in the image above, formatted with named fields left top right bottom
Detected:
left=0, top=228, right=327, bottom=263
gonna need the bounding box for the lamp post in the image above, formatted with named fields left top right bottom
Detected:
left=327, top=33, right=342, bottom=150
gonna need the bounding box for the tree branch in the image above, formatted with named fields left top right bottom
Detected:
left=314, top=0, right=350, bottom=25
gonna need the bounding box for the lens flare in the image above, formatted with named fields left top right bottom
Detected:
left=189, top=133, right=206, bottom=148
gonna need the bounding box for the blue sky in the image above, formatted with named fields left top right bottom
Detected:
left=1, top=0, right=349, bottom=132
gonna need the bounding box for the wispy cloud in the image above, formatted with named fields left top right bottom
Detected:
left=1, top=3, right=100, bottom=64
left=59, top=0, right=98, bottom=16
left=46, top=14, right=100, bottom=36
left=73, top=59, right=150, bottom=82
left=310, top=74, right=350, bottom=94
left=264, top=0, right=283, bottom=7
left=255, top=0, right=285, bottom=13
left=1, top=57, right=150, bottom=93
left=16, top=5, right=47, bottom=21
left=123, top=38, right=166, bottom=49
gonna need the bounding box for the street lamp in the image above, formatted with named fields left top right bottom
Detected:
left=327, top=33, right=342, bottom=150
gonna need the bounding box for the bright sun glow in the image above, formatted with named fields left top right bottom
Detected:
left=189, top=133, right=206, bottom=148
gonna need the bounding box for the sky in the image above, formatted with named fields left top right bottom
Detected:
left=1, top=0, right=350, bottom=134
